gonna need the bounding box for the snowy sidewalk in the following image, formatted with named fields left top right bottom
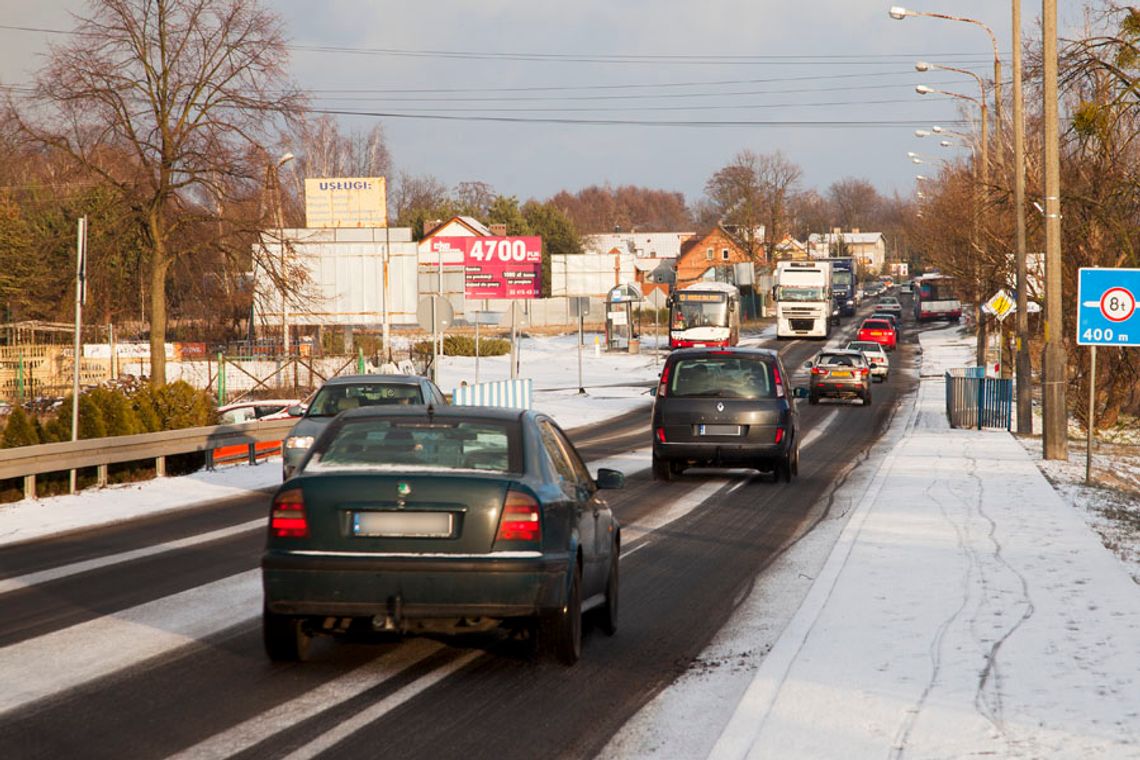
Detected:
left=712, top=334, right=1140, bottom=759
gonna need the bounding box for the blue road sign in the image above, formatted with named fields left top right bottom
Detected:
left=1077, top=268, right=1140, bottom=346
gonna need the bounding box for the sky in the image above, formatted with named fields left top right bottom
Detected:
left=2, top=324, right=1138, bottom=758
left=0, top=2, right=1095, bottom=210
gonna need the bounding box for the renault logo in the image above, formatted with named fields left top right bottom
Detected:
left=716, top=402, right=725, bottom=412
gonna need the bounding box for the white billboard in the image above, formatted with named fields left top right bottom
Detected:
left=255, top=228, right=418, bottom=327
left=304, top=177, right=387, bottom=228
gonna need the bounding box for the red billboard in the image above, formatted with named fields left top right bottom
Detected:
left=431, top=236, right=543, bottom=299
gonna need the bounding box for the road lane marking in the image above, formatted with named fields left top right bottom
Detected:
left=168, top=638, right=444, bottom=760
left=0, top=570, right=261, bottom=718
left=0, top=519, right=265, bottom=597
left=283, top=650, right=483, bottom=760
left=620, top=476, right=732, bottom=546
left=800, top=410, right=838, bottom=450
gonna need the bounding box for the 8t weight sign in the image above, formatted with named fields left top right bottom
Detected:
left=1100, top=287, right=1136, bottom=323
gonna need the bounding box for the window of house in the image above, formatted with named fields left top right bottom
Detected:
left=721, top=248, right=730, bottom=260
left=706, top=247, right=714, bottom=260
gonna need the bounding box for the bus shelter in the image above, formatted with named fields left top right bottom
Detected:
left=605, top=283, right=643, bottom=352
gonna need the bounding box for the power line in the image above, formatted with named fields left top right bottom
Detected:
left=309, top=108, right=969, bottom=128
left=0, top=23, right=1007, bottom=65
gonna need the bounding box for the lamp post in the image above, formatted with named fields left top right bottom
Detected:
left=1042, top=0, right=1066, bottom=460
left=1012, top=0, right=1031, bottom=436
left=890, top=6, right=1002, bottom=171
left=272, top=152, right=295, bottom=358
left=917, top=84, right=989, bottom=366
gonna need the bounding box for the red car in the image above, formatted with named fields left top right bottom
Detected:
left=857, top=318, right=898, bottom=352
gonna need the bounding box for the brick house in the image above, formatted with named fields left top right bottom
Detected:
left=673, top=227, right=754, bottom=290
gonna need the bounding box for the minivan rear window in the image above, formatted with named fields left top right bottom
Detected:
left=669, top=356, right=777, bottom=398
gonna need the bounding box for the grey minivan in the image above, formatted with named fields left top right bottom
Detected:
left=650, top=348, right=804, bottom=483
left=282, top=374, right=447, bottom=479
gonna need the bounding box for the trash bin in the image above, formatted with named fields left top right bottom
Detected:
left=628, top=338, right=640, bottom=355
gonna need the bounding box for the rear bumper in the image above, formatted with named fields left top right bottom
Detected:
left=653, top=440, right=788, bottom=466
left=811, top=380, right=869, bottom=398
left=261, top=550, right=569, bottom=619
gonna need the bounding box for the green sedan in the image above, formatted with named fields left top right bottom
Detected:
left=261, top=405, right=624, bottom=665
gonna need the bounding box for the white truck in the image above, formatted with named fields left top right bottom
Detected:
left=774, top=260, right=833, bottom=339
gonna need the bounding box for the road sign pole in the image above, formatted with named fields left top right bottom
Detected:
left=578, top=314, right=585, bottom=395
left=1086, top=345, right=1096, bottom=485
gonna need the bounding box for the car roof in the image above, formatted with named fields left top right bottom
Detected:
left=666, top=347, right=779, bottom=361
left=218, top=398, right=299, bottom=410
left=335, top=405, right=526, bottom=423
left=320, top=374, right=426, bottom=387
left=847, top=340, right=884, bottom=349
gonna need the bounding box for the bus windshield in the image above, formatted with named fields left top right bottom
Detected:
left=672, top=299, right=728, bottom=330
left=776, top=286, right=825, bottom=302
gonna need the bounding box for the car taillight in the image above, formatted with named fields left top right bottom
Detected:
left=270, top=488, right=308, bottom=538
left=495, top=489, right=541, bottom=543
left=860, top=367, right=869, bottom=377
left=811, top=367, right=827, bottom=375
left=658, top=365, right=671, bottom=397
left=773, top=366, right=785, bottom=397
left=775, top=427, right=785, bottom=444
left=656, top=427, right=667, bottom=443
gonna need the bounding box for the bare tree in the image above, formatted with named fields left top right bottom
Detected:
left=705, top=149, right=801, bottom=265
left=14, top=0, right=304, bottom=383
left=827, top=177, right=884, bottom=230
left=290, top=115, right=391, bottom=193
left=453, top=181, right=497, bottom=218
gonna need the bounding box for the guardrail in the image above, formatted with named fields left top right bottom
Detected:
left=945, top=368, right=1013, bottom=431
left=0, top=418, right=296, bottom=501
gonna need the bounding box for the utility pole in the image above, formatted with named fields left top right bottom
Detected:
left=70, top=216, right=88, bottom=494
left=1042, top=0, right=1068, bottom=460
left=1013, top=0, right=1032, bottom=435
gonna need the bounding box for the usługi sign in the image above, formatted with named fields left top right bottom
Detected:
left=433, top=237, right=543, bottom=299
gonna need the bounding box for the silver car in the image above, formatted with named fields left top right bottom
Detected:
left=845, top=340, right=890, bottom=382
left=282, top=374, right=447, bottom=479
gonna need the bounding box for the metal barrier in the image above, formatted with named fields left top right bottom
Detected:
left=450, top=379, right=533, bottom=409
left=945, top=369, right=1013, bottom=430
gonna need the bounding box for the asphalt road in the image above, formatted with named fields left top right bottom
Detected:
left=0, top=302, right=929, bottom=759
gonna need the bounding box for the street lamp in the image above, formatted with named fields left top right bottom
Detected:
left=915, top=85, right=989, bottom=365
left=889, top=6, right=1002, bottom=171
left=273, top=152, right=295, bottom=358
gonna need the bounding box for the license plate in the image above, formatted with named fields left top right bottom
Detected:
left=352, top=511, right=454, bottom=538
left=830, top=370, right=852, bottom=378
left=698, top=424, right=742, bottom=436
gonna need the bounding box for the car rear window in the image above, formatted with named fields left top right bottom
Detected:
left=818, top=353, right=865, bottom=367
left=306, top=418, right=521, bottom=473
left=862, top=320, right=891, bottom=330
left=847, top=342, right=883, bottom=353
left=669, top=355, right=777, bottom=398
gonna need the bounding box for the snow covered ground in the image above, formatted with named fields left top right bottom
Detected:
left=1, top=325, right=1138, bottom=760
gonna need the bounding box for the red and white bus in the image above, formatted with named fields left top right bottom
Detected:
left=668, top=282, right=741, bottom=349
left=913, top=274, right=962, bottom=322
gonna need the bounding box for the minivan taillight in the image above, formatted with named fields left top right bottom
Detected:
left=775, top=427, right=785, bottom=444
left=658, top=365, right=671, bottom=397
left=270, top=488, right=308, bottom=538
left=495, top=489, right=541, bottom=544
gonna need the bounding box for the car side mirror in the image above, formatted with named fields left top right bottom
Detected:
left=802, top=361, right=813, bottom=369
left=793, top=386, right=809, bottom=399
left=595, top=468, right=625, bottom=490
left=287, top=405, right=305, bottom=417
